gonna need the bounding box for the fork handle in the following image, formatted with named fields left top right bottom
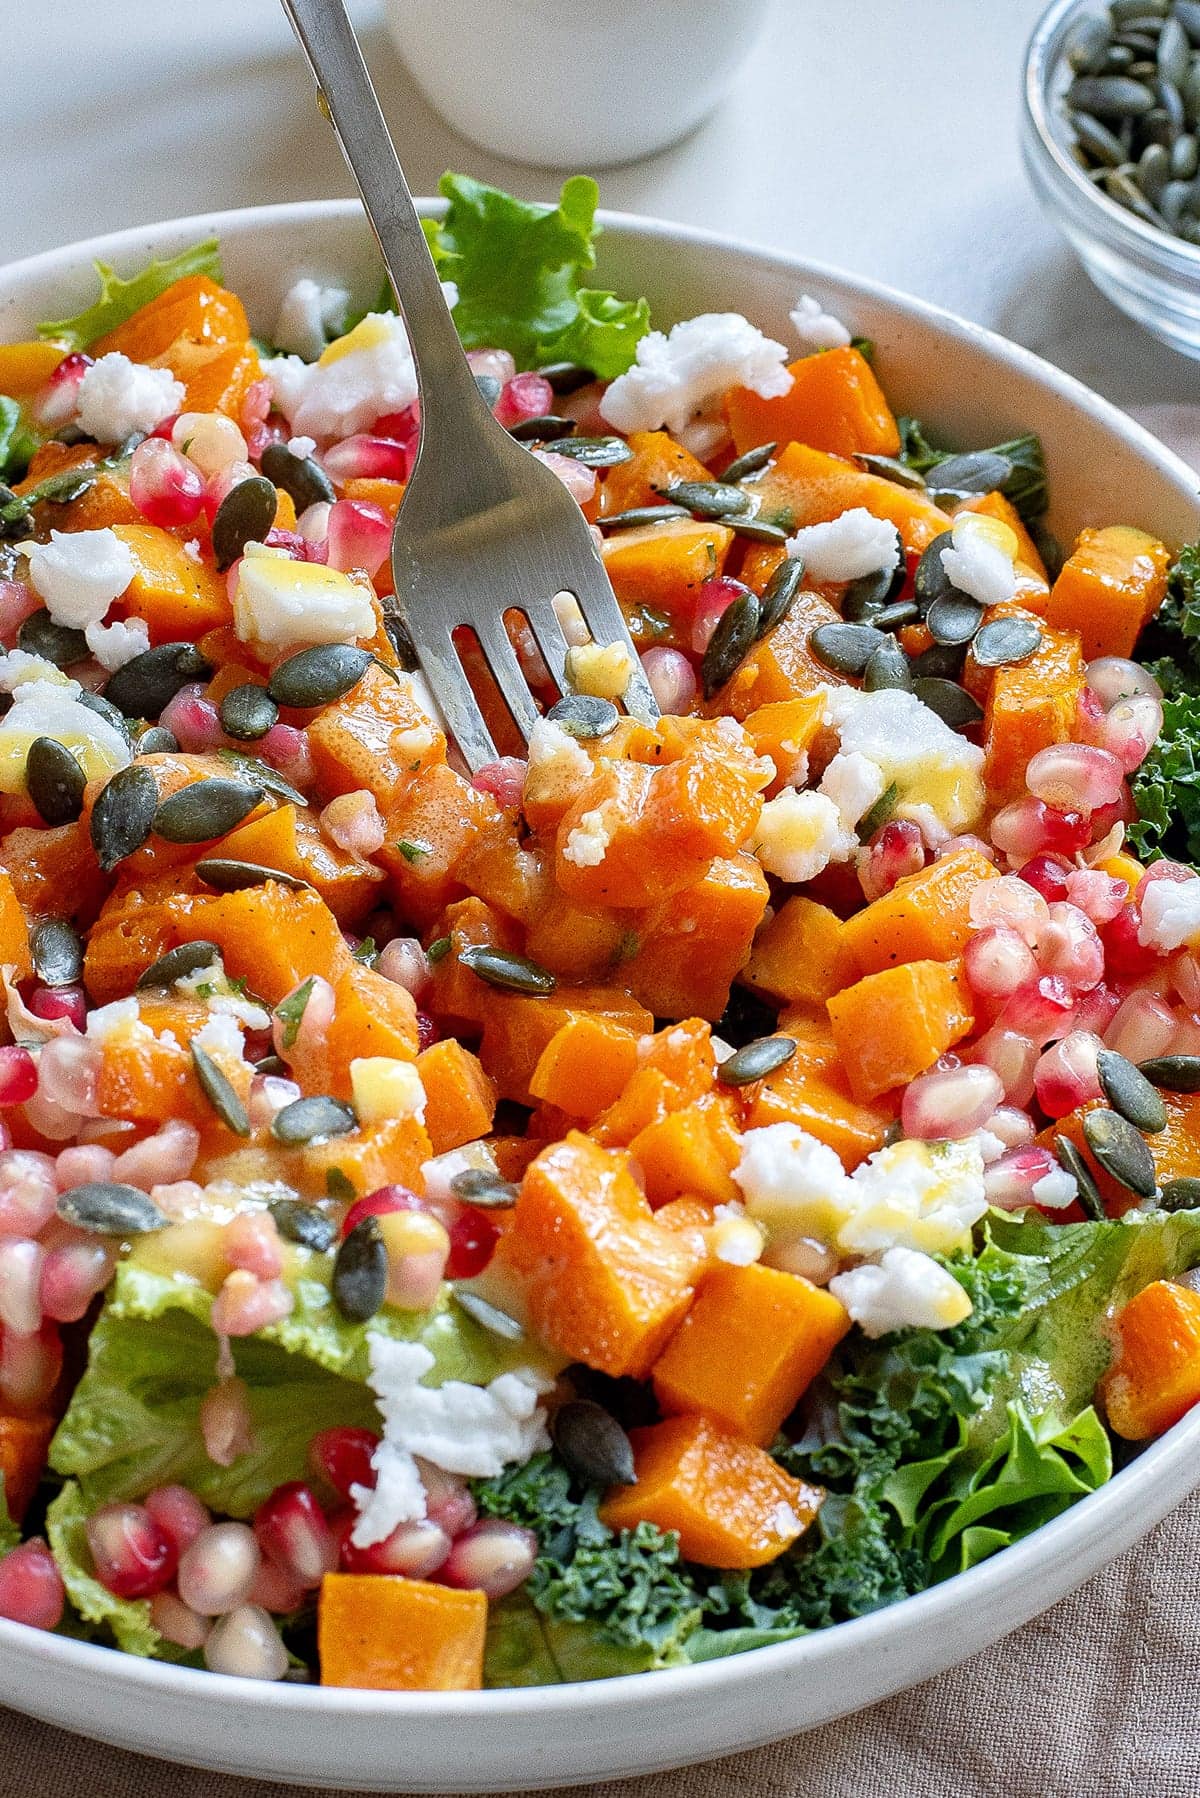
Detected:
left=279, top=0, right=480, bottom=414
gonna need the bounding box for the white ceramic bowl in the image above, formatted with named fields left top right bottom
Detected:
left=2, top=200, right=1200, bottom=1792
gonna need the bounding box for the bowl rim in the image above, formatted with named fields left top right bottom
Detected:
left=1023, top=0, right=1200, bottom=267
left=2, top=194, right=1200, bottom=1731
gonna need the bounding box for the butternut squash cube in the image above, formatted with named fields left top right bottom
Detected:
left=839, top=847, right=998, bottom=977
left=318, top=1574, right=486, bottom=1690
left=827, top=959, right=973, bottom=1102
left=1045, top=524, right=1171, bottom=661
left=1101, top=1279, right=1200, bottom=1441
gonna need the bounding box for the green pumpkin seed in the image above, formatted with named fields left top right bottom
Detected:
left=717, top=1035, right=797, bottom=1086
left=57, top=1181, right=168, bottom=1236
left=550, top=436, right=634, bottom=468
left=1103, top=166, right=1167, bottom=224
left=872, top=600, right=920, bottom=632
left=453, top=1290, right=525, bottom=1341
left=809, top=621, right=883, bottom=676
left=153, top=778, right=263, bottom=844
left=546, top=693, right=619, bottom=740
left=196, top=857, right=312, bottom=894
left=449, top=1168, right=520, bottom=1208
left=1162, top=15, right=1192, bottom=83
left=1096, top=1047, right=1168, bottom=1133
left=254, top=1054, right=287, bottom=1077
left=1068, top=15, right=1113, bottom=73
left=909, top=641, right=967, bottom=681
left=539, top=362, right=593, bottom=395
left=1157, top=1176, right=1200, bottom=1212
left=267, top=644, right=372, bottom=709
left=104, top=642, right=213, bottom=719
left=924, top=450, right=1013, bottom=498
left=757, top=557, right=805, bottom=638
left=863, top=637, right=914, bottom=692
left=552, top=1399, right=636, bottom=1488
left=331, top=1216, right=387, bottom=1322
left=17, top=609, right=88, bottom=669
left=137, top=939, right=222, bottom=989
left=25, top=736, right=85, bottom=826
left=78, top=691, right=135, bottom=747
left=216, top=749, right=308, bottom=807
left=1179, top=0, right=1200, bottom=41
left=135, top=726, right=180, bottom=755
left=212, top=474, right=279, bottom=571
left=1139, top=139, right=1172, bottom=202
left=272, top=1094, right=358, bottom=1146
left=1068, top=74, right=1157, bottom=117
left=508, top=414, right=576, bottom=442
left=721, top=442, right=777, bottom=482
left=1138, top=1053, right=1200, bottom=1091
left=728, top=517, right=789, bottom=545
left=857, top=454, right=928, bottom=490
left=219, top=684, right=279, bottom=742
left=1082, top=1107, right=1158, bottom=1197
left=701, top=591, right=761, bottom=698
left=842, top=563, right=903, bottom=621
left=1054, top=1134, right=1106, bottom=1222
left=857, top=781, right=899, bottom=841
left=382, top=611, right=420, bottom=672
left=30, top=917, right=83, bottom=988
left=191, top=1042, right=251, bottom=1137
left=665, top=479, right=752, bottom=519
left=459, top=944, right=556, bottom=995
left=913, top=531, right=957, bottom=613
left=913, top=678, right=984, bottom=730
left=269, top=1198, right=337, bottom=1252
left=972, top=616, right=1042, bottom=667
left=1073, top=110, right=1129, bottom=165
left=90, top=764, right=157, bottom=871
left=1172, top=131, right=1199, bottom=178
left=926, top=594, right=985, bottom=647
left=600, top=505, right=692, bottom=531
left=260, top=441, right=336, bottom=510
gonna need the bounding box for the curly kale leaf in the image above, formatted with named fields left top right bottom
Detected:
left=1129, top=691, right=1200, bottom=863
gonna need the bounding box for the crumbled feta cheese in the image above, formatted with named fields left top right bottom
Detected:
left=349, top=1337, right=552, bottom=1547
left=829, top=1246, right=973, bottom=1338
left=193, top=1012, right=248, bottom=1061
left=350, top=1057, right=426, bottom=1126
left=420, top=1142, right=499, bottom=1206
left=233, top=542, right=376, bottom=650
left=785, top=509, right=900, bottom=583
left=599, top=312, right=790, bottom=436
left=818, top=751, right=887, bottom=833
left=733, top=1124, right=856, bottom=1244
left=183, top=539, right=201, bottom=563
left=823, top=686, right=985, bottom=843
left=76, top=353, right=184, bottom=443
left=287, top=435, right=318, bottom=461
left=210, top=994, right=271, bottom=1032
left=1138, top=874, right=1200, bottom=952
left=940, top=512, right=1018, bottom=609
left=263, top=312, right=418, bottom=441
left=562, top=808, right=611, bottom=868
left=709, top=1209, right=765, bottom=1266
left=751, top=788, right=855, bottom=883
left=85, top=997, right=141, bottom=1045
left=26, top=528, right=135, bottom=630
left=565, top=640, right=634, bottom=701
left=85, top=616, right=150, bottom=671
left=0, top=649, right=66, bottom=693
left=1031, top=1166, right=1078, bottom=1211
left=974, top=1129, right=1007, bottom=1165
left=790, top=294, right=852, bottom=353
left=836, top=1138, right=987, bottom=1258
left=272, top=277, right=351, bottom=362
left=523, top=717, right=593, bottom=813
left=0, top=679, right=130, bottom=794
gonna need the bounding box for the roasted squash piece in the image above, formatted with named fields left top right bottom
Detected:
left=318, top=1574, right=486, bottom=1690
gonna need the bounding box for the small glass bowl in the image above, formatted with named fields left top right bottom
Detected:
left=1022, top=0, right=1200, bottom=358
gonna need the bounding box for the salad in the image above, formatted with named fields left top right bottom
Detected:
left=0, top=174, right=1198, bottom=1693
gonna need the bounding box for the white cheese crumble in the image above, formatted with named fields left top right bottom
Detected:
left=85, top=616, right=150, bottom=672
left=210, top=994, right=272, bottom=1032
left=823, top=685, right=985, bottom=844
left=829, top=1246, right=973, bottom=1338
left=0, top=649, right=66, bottom=693
left=84, top=997, right=141, bottom=1045
left=785, top=509, right=900, bottom=583
left=734, top=1124, right=856, bottom=1244
left=523, top=716, right=593, bottom=813
left=818, top=751, right=887, bottom=834
left=25, top=528, right=135, bottom=630
left=263, top=312, right=418, bottom=441
left=599, top=312, right=790, bottom=436
left=837, top=1138, right=987, bottom=1258
left=565, top=640, right=634, bottom=701
left=790, top=294, right=852, bottom=352
left=562, top=807, right=611, bottom=868
left=751, top=788, right=855, bottom=883
left=1138, top=874, right=1200, bottom=952
left=76, top=354, right=184, bottom=443
left=287, top=435, right=318, bottom=462
left=272, top=277, right=351, bottom=362
left=349, top=1336, right=552, bottom=1548
left=193, top=1012, right=249, bottom=1061
left=1031, top=1166, right=1078, bottom=1211
left=0, top=679, right=130, bottom=794
left=940, top=513, right=1017, bottom=608
left=233, top=542, right=376, bottom=650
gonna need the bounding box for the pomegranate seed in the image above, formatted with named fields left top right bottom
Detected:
left=112, top=1119, right=200, bottom=1191
left=247, top=1556, right=305, bottom=1616
left=991, top=797, right=1089, bottom=861
left=858, top=819, right=925, bottom=902
left=321, top=434, right=410, bottom=483
left=901, top=1063, right=1004, bottom=1140
left=1101, top=904, right=1163, bottom=979
left=1064, top=869, right=1128, bottom=925
left=263, top=526, right=325, bottom=563
left=54, top=1144, right=114, bottom=1191
left=0, top=579, right=42, bottom=649
left=241, top=378, right=275, bottom=459
left=688, top=577, right=751, bottom=654
left=1025, top=743, right=1124, bottom=814
left=373, top=403, right=421, bottom=448
left=1074, top=683, right=1107, bottom=744
left=1171, top=953, right=1200, bottom=1012
left=1087, top=655, right=1162, bottom=709
left=1015, top=855, right=1072, bottom=904
left=247, top=1074, right=301, bottom=1131
left=210, top=1271, right=293, bottom=1337
left=970, top=1026, right=1039, bottom=1107
left=964, top=924, right=1038, bottom=1002
left=0, top=1239, right=44, bottom=1336
left=178, top=1521, right=261, bottom=1616
left=171, top=410, right=247, bottom=478
left=446, top=1208, right=499, bottom=1279
left=200, top=1376, right=256, bottom=1468
left=0, top=1152, right=56, bottom=1240
left=144, top=1485, right=211, bottom=1556
left=0, top=1539, right=64, bottom=1630
left=259, top=723, right=313, bottom=786
left=418, top=1460, right=477, bottom=1538
left=325, top=497, right=392, bottom=575
left=982, top=1104, right=1036, bottom=1151
left=129, top=437, right=206, bottom=528
left=253, top=1481, right=337, bottom=1589
left=341, top=1185, right=424, bottom=1238
left=150, top=1590, right=210, bottom=1651
left=39, top=1238, right=114, bottom=1323
left=472, top=758, right=527, bottom=809
left=223, top=1211, right=283, bottom=1281
left=495, top=371, right=554, bottom=428
left=340, top=1516, right=451, bottom=1578
left=377, top=937, right=432, bottom=998
left=1036, top=903, right=1104, bottom=993
left=640, top=647, right=698, bottom=715
left=984, top=1144, right=1060, bottom=1210
left=416, top=1009, right=439, bottom=1051
left=1103, top=989, right=1178, bottom=1063
left=309, top=1426, right=379, bottom=1500
left=1103, top=693, right=1162, bottom=772
left=85, top=1502, right=177, bottom=1600
left=203, top=1604, right=288, bottom=1680
left=0, top=1047, right=36, bottom=1107
left=466, top=348, right=517, bottom=389
left=0, top=1320, right=61, bottom=1413
left=1000, top=973, right=1076, bottom=1041
left=321, top=790, right=387, bottom=858
left=438, top=1519, right=537, bottom=1598
left=272, top=973, right=336, bottom=1064
left=33, top=352, right=92, bottom=428
left=28, top=985, right=86, bottom=1029
left=159, top=685, right=224, bottom=753
left=533, top=447, right=598, bottom=507
left=1033, top=1029, right=1104, bottom=1118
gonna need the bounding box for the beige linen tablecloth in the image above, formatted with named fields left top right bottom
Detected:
left=1, top=1485, right=1197, bottom=1798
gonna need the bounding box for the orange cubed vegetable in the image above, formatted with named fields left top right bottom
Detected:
left=827, top=959, right=973, bottom=1102
left=308, top=663, right=446, bottom=811
left=599, top=1413, right=822, bottom=1567
left=652, top=1262, right=850, bottom=1444
left=379, top=765, right=505, bottom=931
left=169, top=882, right=349, bottom=1006
left=1101, top=1279, right=1200, bottom=1440
left=286, top=960, right=419, bottom=1099
left=110, top=523, right=230, bottom=642
left=626, top=853, right=770, bottom=1021
left=839, top=847, right=999, bottom=976
left=93, top=274, right=249, bottom=361
left=600, top=430, right=713, bottom=514
left=712, top=589, right=842, bottom=718
left=744, top=1019, right=896, bottom=1170
left=301, top=1115, right=432, bottom=1199
left=743, top=895, right=857, bottom=1006
left=742, top=694, right=827, bottom=788
left=984, top=622, right=1086, bottom=804
left=750, top=440, right=953, bottom=556
left=0, top=1414, right=55, bottom=1521
left=416, top=1038, right=498, bottom=1154
left=478, top=985, right=653, bottom=1106
left=601, top=518, right=734, bottom=613
left=172, top=340, right=262, bottom=419
left=629, top=1098, right=742, bottom=1208
left=216, top=804, right=384, bottom=925
left=82, top=870, right=198, bottom=1004
left=0, top=821, right=105, bottom=925
left=0, top=870, right=33, bottom=981
left=318, top=1574, right=486, bottom=1690
left=726, top=347, right=900, bottom=459
left=527, top=1013, right=642, bottom=1120
left=1045, top=525, right=1171, bottom=661
left=0, top=342, right=69, bottom=394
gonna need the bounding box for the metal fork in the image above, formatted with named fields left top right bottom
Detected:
left=278, top=0, right=658, bottom=769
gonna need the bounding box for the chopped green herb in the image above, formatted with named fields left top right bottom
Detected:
left=426, top=935, right=452, bottom=963
left=274, top=975, right=316, bottom=1052
left=396, top=838, right=432, bottom=864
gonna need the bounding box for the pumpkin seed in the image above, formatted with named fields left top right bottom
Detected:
left=665, top=479, right=752, bottom=519
left=272, top=1094, right=357, bottom=1146
left=192, top=1042, right=251, bottom=1137
left=757, top=557, right=805, bottom=638
left=153, top=778, right=263, bottom=844
left=552, top=1399, right=636, bottom=1488
left=550, top=436, right=634, bottom=467
left=78, top=690, right=135, bottom=746
left=727, top=517, right=789, bottom=545
left=972, top=616, right=1042, bottom=667
left=449, top=1168, right=519, bottom=1208
left=195, top=857, right=311, bottom=894
left=508, top=414, right=576, bottom=442
left=219, top=684, right=279, bottom=742
left=863, top=636, right=914, bottom=692
left=1096, top=1047, right=1168, bottom=1133
left=600, top=505, right=691, bottom=531
left=721, top=442, right=777, bottom=482
left=25, top=736, right=86, bottom=825
left=57, top=1181, right=168, bottom=1236
left=923, top=449, right=1013, bottom=498
left=211, top=474, right=279, bottom=570
left=913, top=532, right=957, bottom=613
left=1054, top=1134, right=1106, bottom=1222
left=857, top=453, right=928, bottom=490
left=453, top=1290, right=525, bottom=1341
left=1082, top=1106, right=1158, bottom=1197
left=90, top=764, right=157, bottom=871
left=1068, top=75, right=1157, bottom=117
left=1179, top=0, right=1200, bottom=42
left=105, top=643, right=213, bottom=718
left=267, top=643, right=372, bottom=709
left=701, top=590, right=761, bottom=698
left=842, top=562, right=904, bottom=621
left=458, top=944, right=556, bottom=995
left=216, top=749, right=309, bottom=807
left=717, top=1035, right=797, bottom=1086
left=1172, top=130, right=1199, bottom=177
left=1158, top=1176, right=1200, bottom=1211
left=269, top=1197, right=337, bottom=1252
left=872, top=599, right=920, bottom=632
left=17, top=609, right=88, bottom=668
left=1139, top=139, right=1172, bottom=202
left=1161, top=174, right=1191, bottom=222
left=1073, top=109, right=1130, bottom=165
left=1067, top=14, right=1112, bottom=74
left=137, top=939, right=222, bottom=989
left=135, top=726, right=180, bottom=755
left=926, top=594, right=985, bottom=646
left=1138, top=1052, right=1200, bottom=1091
left=30, top=917, right=82, bottom=988
left=913, top=677, right=984, bottom=730
left=909, top=641, right=968, bottom=681
left=539, top=361, right=593, bottom=395
left=546, top=693, right=620, bottom=740
left=381, top=609, right=420, bottom=672
left=331, top=1217, right=387, bottom=1322
left=1162, top=15, right=1192, bottom=84
left=255, top=1054, right=287, bottom=1077
left=809, top=621, right=883, bottom=677
left=260, top=441, right=336, bottom=510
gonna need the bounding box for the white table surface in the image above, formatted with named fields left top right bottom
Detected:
left=5, top=0, right=1197, bottom=446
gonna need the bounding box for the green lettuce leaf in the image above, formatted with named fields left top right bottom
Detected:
left=0, top=395, right=38, bottom=485
left=423, top=174, right=649, bottom=379
left=45, top=1482, right=193, bottom=1660
left=37, top=240, right=222, bottom=351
